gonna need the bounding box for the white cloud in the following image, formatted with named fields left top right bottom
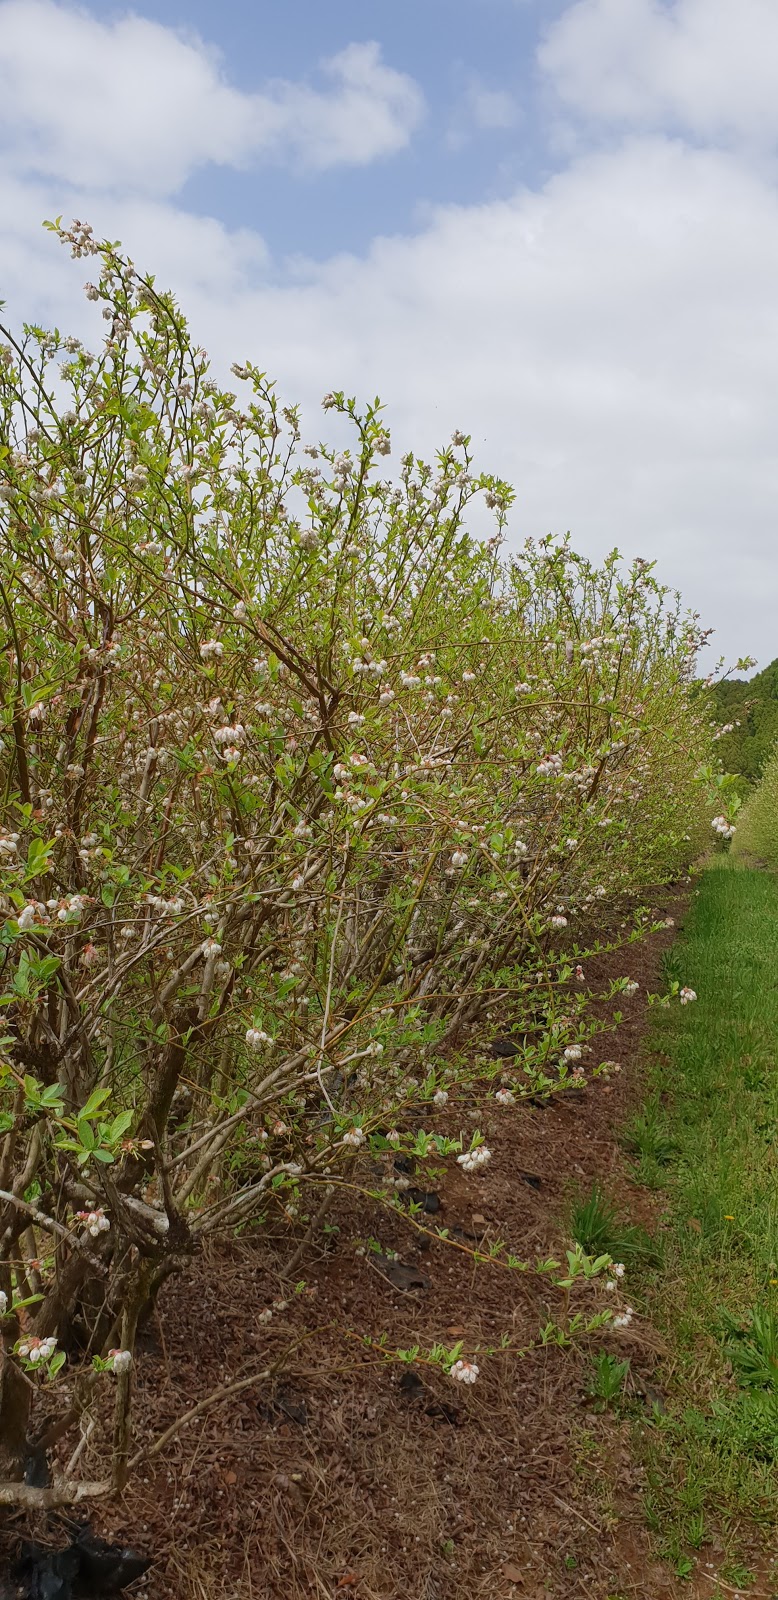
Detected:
left=540, top=0, right=778, bottom=148
left=0, top=2, right=424, bottom=194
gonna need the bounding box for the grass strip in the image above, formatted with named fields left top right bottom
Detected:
left=631, top=863, right=778, bottom=1584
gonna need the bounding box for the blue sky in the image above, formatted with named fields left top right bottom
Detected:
left=1, top=0, right=777, bottom=668
left=164, top=0, right=567, bottom=258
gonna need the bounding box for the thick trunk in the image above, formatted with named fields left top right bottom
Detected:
left=0, top=1346, right=31, bottom=1481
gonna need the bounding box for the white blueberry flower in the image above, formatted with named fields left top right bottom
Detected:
left=17, top=903, right=42, bottom=930
left=246, top=1028, right=273, bottom=1050
left=76, top=1208, right=110, bottom=1237
left=433, top=1089, right=449, bottom=1107
left=623, top=980, right=639, bottom=997
left=342, top=1127, right=366, bottom=1149
left=495, top=1088, right=515, bottom=1106
left=550, top=915, right=568, bottom=929
left=450, top=1358, right=479, bottom=1384
left=680, top=987, right=697, bottom=1004
left=563, top=1045, right=582, bottom=1062
left=0, top=1290, right=7, bottom=1315
left=457, top=1145, right=492, bottom=1174
left=18, top=1335, right=57, bottom=1365
left=451, top=850, right=467, bottom=870
left=109, top=1348, right=133, bottom=1373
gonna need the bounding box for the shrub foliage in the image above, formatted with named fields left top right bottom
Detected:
left=0, top=222, right=712, bottom=1502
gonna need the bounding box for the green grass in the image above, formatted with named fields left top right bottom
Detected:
left=633, top=863, right=778, bottom=1574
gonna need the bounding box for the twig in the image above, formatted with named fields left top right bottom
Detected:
left=282, top=1184, right=335, bottom=1280
left=127, top=1366, right=273, bottom=1470
left=0, top=1476, right=110, bottom=1509
left=0, top=1188, right=107, bottom=1274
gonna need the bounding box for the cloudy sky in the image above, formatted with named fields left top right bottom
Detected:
left=1, top=0, right=776, bottom=670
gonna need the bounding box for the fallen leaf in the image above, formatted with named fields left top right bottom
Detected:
left=337, top=1573, right=360, bottom=1589
left=502, top=1562, right=524, bottom=1583
left=471, top=1214, right=487, bottom=1226
left=688, top=1217, right=702, bottom=1233
left=224, top=1470, right=237, bottom=1485
left=446, top=1326, right=466, bottom=1336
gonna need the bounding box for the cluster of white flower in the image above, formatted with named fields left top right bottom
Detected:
left=612, top=1307, right=634, bottom=1329
left=351, top=657, right=387, bottom=677
left=450, top=850, right=468, bottom=870
left=622, top=980, right=640, bottom=997
left=76, top=1208, right=110, bottom=1237
left=147, top=894, right=186, bottom=916
left=537, top=753, right=564, bottom=778
left=342, top=1127, right=366, bottom=1149
left=563, top=1044, right=582, bottom=1062
left=711, top=815, right=736, bottom=840
left=199, top=639, right=224, bottom=660
left=109, top=1348, right=133, bottom=1373
left=0, top=830, right=20, bottom=859
left=17, top=901, right=47, bottom=930
left=57, top=894, right=89, bottom=924
left=495, top=1087, right=515, bottom=1106
left=457, top=1145, right=492, bottom=1174
left=246, top=1028, right=274, bottom=1050
left=679, top=986, right=697, bottom=1005
left=433, top=1089, right=449, bottom=1107
left=17, top=1335, right=57, bottom=1365
left=0, top=1290, right=7, bottom=1315
left=213, top=722, right=246, bottom=746
left=450, top=1358, right=479, bottom=1384
left=550, top=914, right=568, bottom=930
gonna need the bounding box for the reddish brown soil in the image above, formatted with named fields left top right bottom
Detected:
left=5, top=887, right=775, bottom=1599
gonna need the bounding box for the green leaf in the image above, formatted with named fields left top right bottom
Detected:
left=76, top=1119, right=96, bottom=1151
left=108, top=1109, right=134, bottom=1142
left=91, top=1148, right=115, bottom=1164
left=24, top=837, right=54, bottom=880
left=80, top=1086, right=111, bottom=1120
left=39, top=1084, right=65, bottom=1109
left=48, top=1349, right=66, bottom=1378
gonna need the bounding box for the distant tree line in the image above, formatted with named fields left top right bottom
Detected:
left=712, top=658, right=778, bottom=786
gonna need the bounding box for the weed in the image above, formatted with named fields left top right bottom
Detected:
left=622, top=1095, right=677, bottom=1170
left=587, top=1350, right=630, bottom=1407
left=723, top=1304, right=778, bottom=1390
left=570, top=1183, right=656, bottom=1265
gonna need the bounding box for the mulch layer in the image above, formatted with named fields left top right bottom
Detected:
left=4, top=883, right=772, bottom=1600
